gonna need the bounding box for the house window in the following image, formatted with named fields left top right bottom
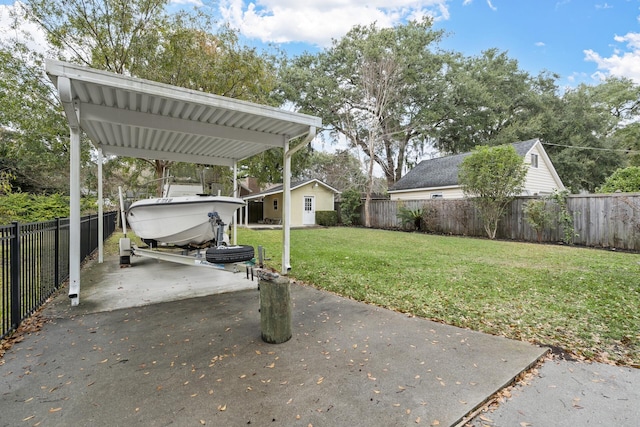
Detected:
left=273, top=199, right=278, bottom=211
left=431, top=193, right=443, bottom=199
left=530, top=153, right=539, bottom=168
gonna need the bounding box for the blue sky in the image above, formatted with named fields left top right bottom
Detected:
left=2, top=0, right=639, bottom=87
left=205, top=0, right=640, bottom=87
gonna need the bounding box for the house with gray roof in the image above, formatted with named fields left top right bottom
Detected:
left=388, top=139, right=565, bottom=200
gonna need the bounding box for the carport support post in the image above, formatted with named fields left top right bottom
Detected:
left=282, top=138, right=292, bottom=273
left=259, top=272, right=292, bottom=344
left=97, top=147, right=104, bottom=263
left=68, top=124, right=81, bottom=305
left=233, top=161, right=238, bottom=246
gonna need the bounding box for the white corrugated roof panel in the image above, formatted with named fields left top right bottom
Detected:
left=46, top=59, right=321, bottom=166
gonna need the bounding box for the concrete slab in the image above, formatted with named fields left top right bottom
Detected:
left=469, top=359, right=640, bottom=426
left=75, top=254, right=258, bottom=313
left=0, top=256, right=547, bottom=427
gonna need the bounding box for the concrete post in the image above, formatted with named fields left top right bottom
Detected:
left=258, top=271, right=292, bottom=344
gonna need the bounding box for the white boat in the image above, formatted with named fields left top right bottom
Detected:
left=126, top=194, right=245, bottom=247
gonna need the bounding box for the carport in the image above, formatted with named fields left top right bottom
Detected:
left=45, top=59, right=321, bottom=306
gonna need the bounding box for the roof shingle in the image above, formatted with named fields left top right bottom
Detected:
left=390, top=139, right=538, bottom=191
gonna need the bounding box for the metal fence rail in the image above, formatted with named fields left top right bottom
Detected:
left=1, top=211, right=117, bottom=339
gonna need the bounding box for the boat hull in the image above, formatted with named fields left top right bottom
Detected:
left=126, top=195, right=245, bottom=246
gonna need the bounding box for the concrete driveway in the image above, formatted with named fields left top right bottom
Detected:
left=2, top=255, right=550, bottom=426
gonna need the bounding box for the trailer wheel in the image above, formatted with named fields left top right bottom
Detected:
left=206, top=245, right=255, bottom=263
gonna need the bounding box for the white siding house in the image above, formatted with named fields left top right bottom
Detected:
left=389, top=139, right=565, bottom=200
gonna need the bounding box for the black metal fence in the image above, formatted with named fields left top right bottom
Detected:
left=1, top=211, right=118, bottom=339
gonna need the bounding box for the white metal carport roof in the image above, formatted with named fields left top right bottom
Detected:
left=45, top=59, right=321, bottom=306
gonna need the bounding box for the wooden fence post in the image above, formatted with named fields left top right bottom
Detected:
left=258, top=271, right=292, bottom=344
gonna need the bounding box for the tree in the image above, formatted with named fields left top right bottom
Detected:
left=0, top=44, right=93, bottom=194
left=537, top=78, right=638, bottom=193
left=21, top=1, right=281, bottom=195
left=300, top=150, right=367, bottom=192
left=597, top=166, right=640, bottom=193
left=435, top=49, right=545, bottom=154
left=281, top=19, right=448, bottom=188
left=458, top=145, right=527, bottom=239
left=23, top=0, right=169, bottom=74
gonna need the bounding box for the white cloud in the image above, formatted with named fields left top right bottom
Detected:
left=218, top=0, right=450, bottom=47
left=0, top=1, right=50, bottom=55
left=584, top=32, right=640, bottom=83
left=535, top=41, right=545, bottom=47
left=170, top=0, right=204, bottom=5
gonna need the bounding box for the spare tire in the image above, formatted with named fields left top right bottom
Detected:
left=206, top=245, right=255, bottom=263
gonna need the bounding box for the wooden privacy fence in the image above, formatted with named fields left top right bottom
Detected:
left=361, top=193, right=640, bottom=251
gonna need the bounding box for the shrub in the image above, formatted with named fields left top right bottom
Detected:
left=397, top=205, right=424, bottom=231
left=548, top=189, right=576, bottom=244
left=524, top=198, right=553, bottom=243
left=340, top=188, right=362, bottom=225
left=0, top=193, right=98, bottom=225
left=316, top=210, right=338, bottom=226
left=598, top=166, right=640, bottom=193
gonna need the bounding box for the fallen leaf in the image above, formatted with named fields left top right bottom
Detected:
left=316, top=377, right=324, bottom=385
left=218, top=404, right=227, bottom=411
left=200, top=420, right=206, bottom=425
left=415, top=417, right=421, bottom=424
left=480, top=415, right=493, bottom=422
left=431, top=421, right=440, bottom=426
left=22, top=415, right=35, bottom=421
left=99, top=359, right=108, bottom=364
left=266, top=362, right=275, bottom=368
left=520, top=423, right=532, bottom=427
left=49, top=407, right=62, bottom=413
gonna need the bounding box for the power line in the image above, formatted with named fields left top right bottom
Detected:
left=542, top=142, right=640, bottom=154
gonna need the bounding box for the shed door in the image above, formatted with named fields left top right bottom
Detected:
left=303, top=196, right=315, bottom=225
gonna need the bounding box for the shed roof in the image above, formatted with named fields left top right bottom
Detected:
left=390, top=139, right=538, bottom=192
left=244, top=179, right=341, bottom=200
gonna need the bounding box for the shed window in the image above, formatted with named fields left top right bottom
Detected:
left=530, top=153, right=539, bottom=168
left=273, top=199, right=278, bottom=210
left=431, top=193, right=443, bottom=199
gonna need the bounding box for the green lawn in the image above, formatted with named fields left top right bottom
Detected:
left=237, top=227, right=640, bottom=367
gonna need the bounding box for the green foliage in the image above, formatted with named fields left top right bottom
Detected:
left=435, top=49, right=544, bottom=154
left=281, top=18, right=448, bottom=187
left=315, top=211, right=338, bottom=227
left=597, top=166, right=640, bottom=193
left=548, top=190, right=576, bottom=244
left=24, top=0, right=170, bottom=74
left=397, top=205, right=424, bottom=231
left=301, top=150, right=367, bottom=192
left=237, top=227, right=640, bottom=366
left=0, top=170, right=14, bottom=195
left=539, top=79, right=634, bottom=193
left=0, top=193, right=98, bottom=224
left=339, top=188, right=362, bottom=226
left=458, top=145, right=528, bottom=239
left=524, top=198, right=554, bottom=243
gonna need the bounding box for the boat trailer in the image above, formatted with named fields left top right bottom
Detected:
left=118, top=237, right=264, bottom=281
